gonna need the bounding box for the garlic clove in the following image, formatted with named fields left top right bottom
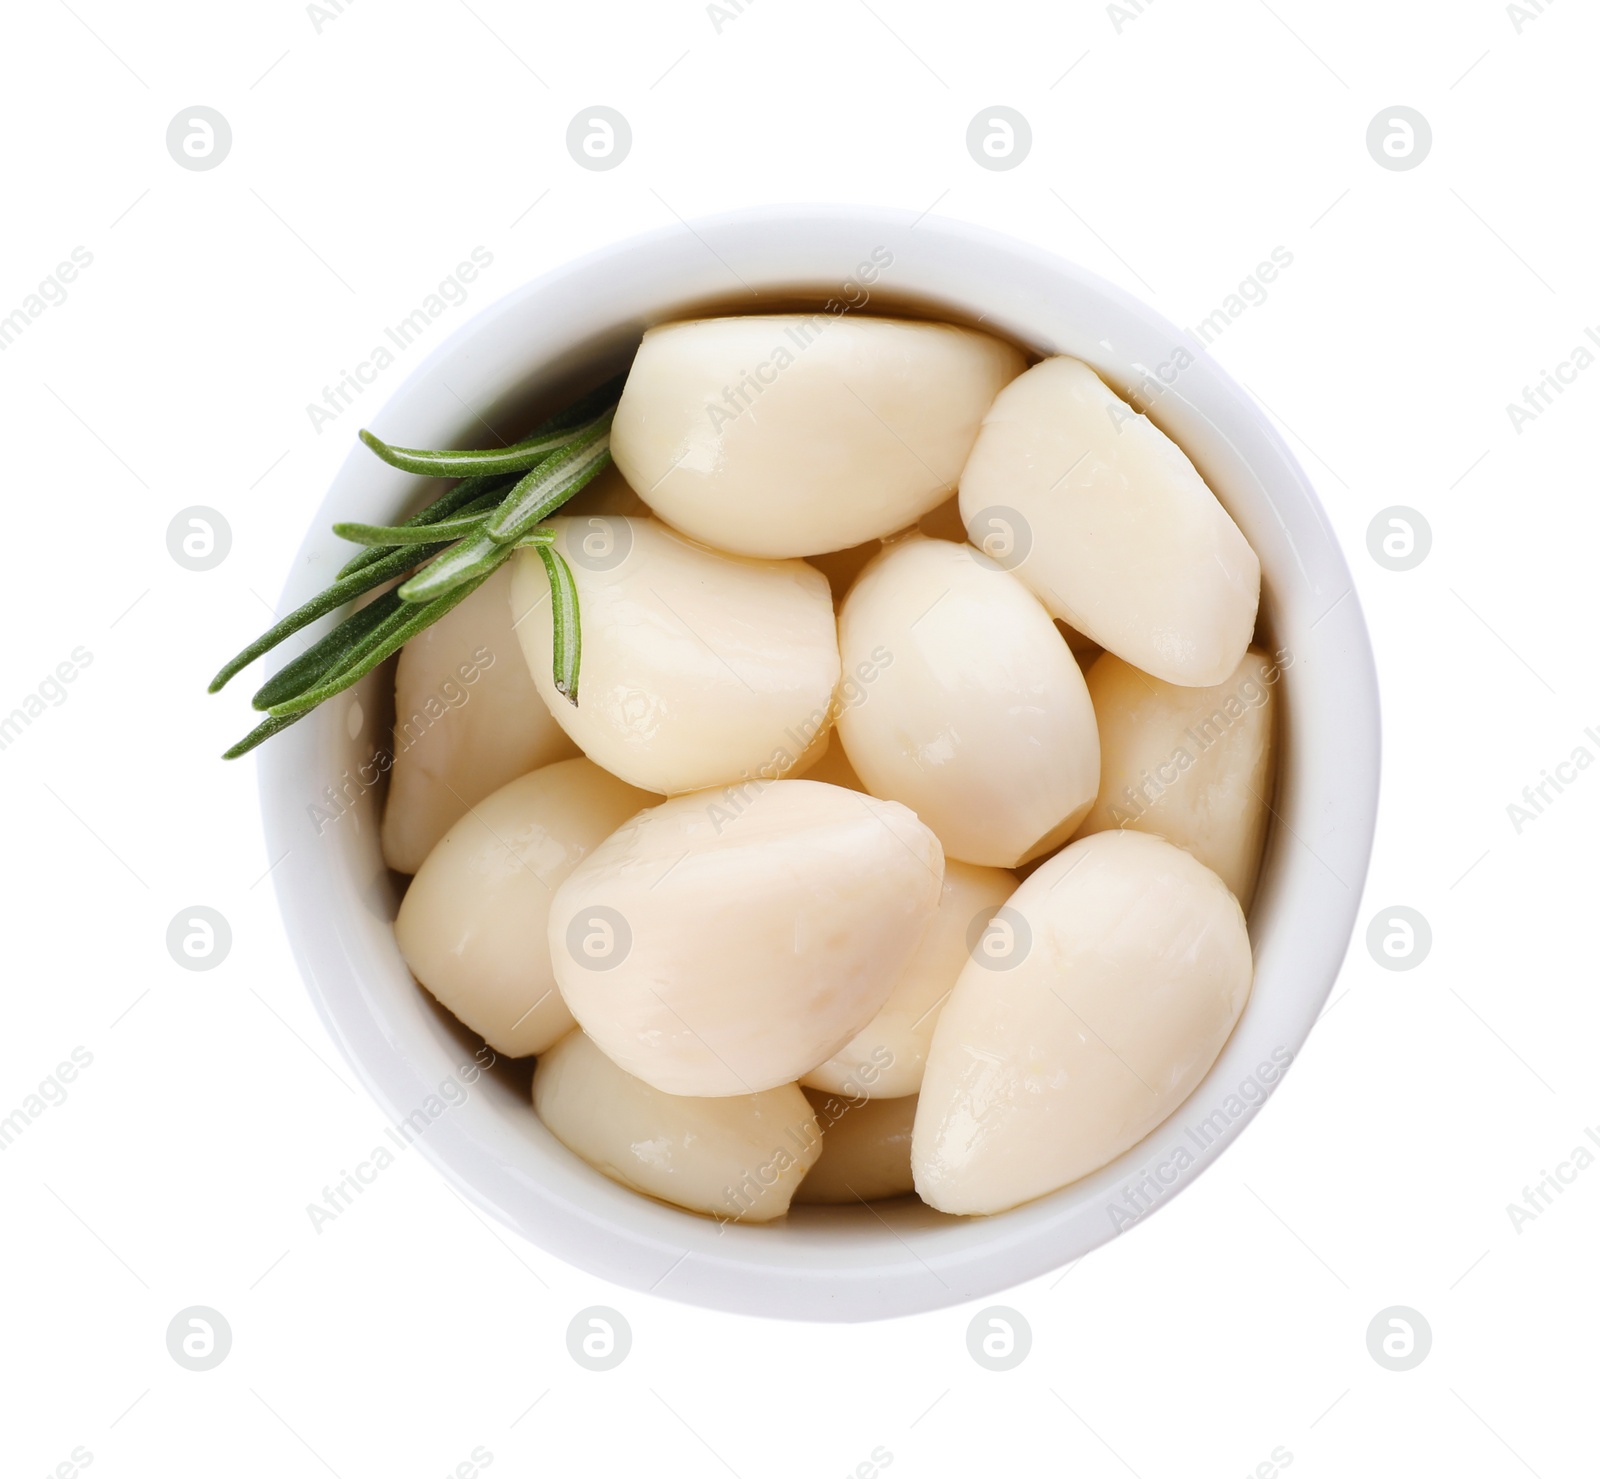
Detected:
left=509, top=518, right=839, bottom=796
left=613, top=314, right=1025, bottom=558
left=913, top=830, right=1253, bottom=1215
left=549, top=779, right=944, bottom=1097
left=836, top=534, right=1099, bottom=867
left=959, top=356, right=1259, bottom=687
left=394, top=758, right=653, bottom=1056
left=534, top=1031, right=821, bottom=1222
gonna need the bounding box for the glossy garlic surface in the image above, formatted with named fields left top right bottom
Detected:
left=836, top=535, right=1099, bottom=867
left=394, top=758, right=654, bottom=1056
left=509, top=518, right=840, bottom=796
left=913, top=830, right=1253, bottom=1215
left=534, top=1030, right=822, bottom=1222
left=613, top=315, right=1026, bottom=557
left=549, top=779, right=944, bottom=1097
left=959, top=355, right=1260, bottom=686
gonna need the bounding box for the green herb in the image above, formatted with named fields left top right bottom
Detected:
left=211, top=381, right=617, bottom=758
left=357, top=375, right=624, bottom=477
left=334, top=475, right=512, bottom=578
left=534, top=542, right=582, bottom=703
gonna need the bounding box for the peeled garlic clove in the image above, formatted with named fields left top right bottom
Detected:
left=913, top=830, right=1253, bottom=1215
left=394, top=758, right=654, bottom=1057
left=534, top=1031, right=821, bottom=1222
left=509, top=518, right=839, bottom=796
left=1076, top=647, right=1280, bottom=908
left=836, top=535, right=1099, bottom=867
left=613, top=315, right=1026, bottom=558
left=794, top=1090, right=917, bottom=1204
left=804, top=859, right=1015, bottom=1098
left=381, top=564, right=579, bottom=873
left=549, top=779, right=944, bottom=1097
left=958, top=356, right=1260, bottom=687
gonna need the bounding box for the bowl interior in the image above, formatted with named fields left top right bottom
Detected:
left=260, top=208, right=1379, bottom=1321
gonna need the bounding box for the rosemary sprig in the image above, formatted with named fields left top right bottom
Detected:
left=249, top=589, right=404, bottom=712
left=208, top=540, right=454, bottom=697
left=357, top=375, right=624, bottom=477
left=486, top=413, right=615, bottom=542
left=393, top=530, right=516, bottom=606
left=221, top=710, right=311, bottom=762
left=535, top=542, right=583, bottom=703
left=212, top=379, right=620, bottom=758
left=335, top=474, right=512, bottom=578
left=333, top=513, right=496, bottom=547
left=264, top=572, right=498, bottom=720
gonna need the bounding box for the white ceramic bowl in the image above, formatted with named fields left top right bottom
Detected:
left=260, top=207, right=1380, bottom=1322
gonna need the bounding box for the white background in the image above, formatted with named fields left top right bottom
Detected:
left=3, top=1, right=1597, bottom=1474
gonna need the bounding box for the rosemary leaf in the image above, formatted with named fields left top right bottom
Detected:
left=485, top=414, right=614, bottom=544
left=536, top=543, right=582, bottom=705
left=396, top=530, right=514, bottom=604
left=335, top=475, right=510, bottom=578
left=334, top=513, right=490, bottom=547
left=359, top=427, right=581, bottom=478
left=209, top=540, right=449, bottom=694
left=265, top=571, right=496, bottom=720
left=250, top=589, right=404, bottom=711
left=356, top=374, right=625, bottom=478
left=221, top=708, right=311, bottom=761
left=215, top=376, right=623, bottom=753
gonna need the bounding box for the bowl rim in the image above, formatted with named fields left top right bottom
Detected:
left=258, top=203, right=1381, bottom=1322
